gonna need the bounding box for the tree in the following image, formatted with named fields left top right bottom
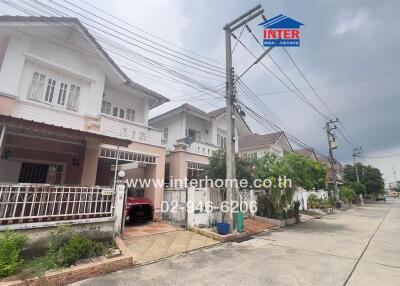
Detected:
left=344, top=163, right=384, bottom=196
left=207, top=149, right=256, bottom=190
left=254, top=152, right=327, bottom=219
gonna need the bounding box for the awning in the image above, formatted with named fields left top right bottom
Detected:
left=99, top=144, right=157, bottom=164
left=0, top=114, right=131, bottom=147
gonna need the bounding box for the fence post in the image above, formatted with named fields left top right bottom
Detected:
left=114, top=182, right=126, bottom=235
left=186, top=187, right=195, bottom=228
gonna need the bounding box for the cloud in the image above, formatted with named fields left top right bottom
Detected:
left=334, top=9, right=370, bottom=35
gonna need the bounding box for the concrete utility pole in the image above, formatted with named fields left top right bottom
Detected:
left=352, top=147, right=362, bottom=183
left=325, top=119, right=339, bottom=204
left=223, top=4, right=264, bottom=232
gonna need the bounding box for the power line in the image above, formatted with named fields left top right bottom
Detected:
left=78, top=0, right=224, bottom=66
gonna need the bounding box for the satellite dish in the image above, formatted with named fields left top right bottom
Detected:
left=183, top=136, right=195, bottom=146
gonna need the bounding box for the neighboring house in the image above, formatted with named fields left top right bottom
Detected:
left=295, top=147, right=318, bottom=161
left=317, top=155, right=345, bottom=185
left=238, top=131, right=293, bottom=160
left=149, top=104, right=251, bottom=182
left=0, top=16, right=169, bottom=220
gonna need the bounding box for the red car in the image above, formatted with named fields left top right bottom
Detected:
left=125, top=188, right=154, bottom=223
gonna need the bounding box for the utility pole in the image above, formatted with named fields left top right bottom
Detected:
left=223, top=4, right=264, bottom=232
left=325, top=119, right=339, bottom=204
left=352, top=147, right=362, bottom=183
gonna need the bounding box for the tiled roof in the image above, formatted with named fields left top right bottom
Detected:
left=0, top=114, right=131, bottom=147
left=0, top=16, right=169, bottom=108
left=207, top=107, right=226, bottom=118
left=238, top=132, right=283, bottom=150
left=295, top=147, right=317, bottom=159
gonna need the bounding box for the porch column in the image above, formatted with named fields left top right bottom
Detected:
left=145, top=158, right=165, bottom=222
left=81, top=141, right=100, bottom=186
left=0, top=125, right=5, bottom=157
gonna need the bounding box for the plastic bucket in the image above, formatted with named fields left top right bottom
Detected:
left=216, top=222, right=230, bottom=235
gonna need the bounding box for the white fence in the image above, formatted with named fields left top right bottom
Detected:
left=0, top=185, right=115, bottom=225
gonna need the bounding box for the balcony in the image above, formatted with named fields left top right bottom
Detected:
left=100, top=115, right=164, bottom=147
left=186, top=140, right=219, bottom=157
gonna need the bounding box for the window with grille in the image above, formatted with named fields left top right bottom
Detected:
left=186, top=128, right=201, bottom=141
left=57, top=82, right=68, bottom=106
left=67, top=84, right=80, bottom=111
left=162, top=128, right=168, bottom=144
left=101, top=100, right=111, bottom=114
left=27, top=72, right=46, bottom=101
left=119, top=108, right=125, bottom=119
left=113, top=107, right=119, bottom=117
left=217, top=133, right=227, bottom=149
left=126, top=108, right=135, bottom=121
left=44, top=78, right=56, bottom=103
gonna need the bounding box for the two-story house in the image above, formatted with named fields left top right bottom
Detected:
left=149, top=104, right=251, bottom=183
left=0, top=16, right=169, bottom=219
left=317, top=155, right=345, bottom=186
left=238, top=131, right=293, bottom=160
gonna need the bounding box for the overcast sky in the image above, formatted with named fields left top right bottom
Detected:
left=3, top=0, right=399, bottom=183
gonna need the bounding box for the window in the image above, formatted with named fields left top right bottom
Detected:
left=113, top=107, right=119, bottom=117
left=101, top=100, right=111, bottom=114
left=162, top=128, right=168, bottom=144
left=119, top=108, right=125, bottom=119
left=126, top=108, right=135, bottom=121
left=217, top=133, right=227, bottom=149
left=67, top=84, right=80, bottom=111
left=57, top=82, right=68, bottom=106
left=28, top=72, right=46, bottom=101
left=44, top=78, right=56, bottom=102
left=186, top=128, right=201, bottom=141
left=252, top=153, right=257, bottom=159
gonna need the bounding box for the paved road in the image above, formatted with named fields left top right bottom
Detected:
left=75, top=200, right=400, bottom=286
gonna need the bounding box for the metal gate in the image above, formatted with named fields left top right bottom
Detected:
left=162, top=188, right=187, bottom=227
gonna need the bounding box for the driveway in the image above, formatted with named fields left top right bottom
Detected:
left=74, top=199, right=400, bottom=286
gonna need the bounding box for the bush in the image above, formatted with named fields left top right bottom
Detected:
left=48, top=224, right=72, bottom=254
left=58, top=234, right=92, bottom=266
left=307, top=194, right=319, bottom=209
left=0, top=230, right=28, bottom=277
left=340, top=186, right=356, bottom=204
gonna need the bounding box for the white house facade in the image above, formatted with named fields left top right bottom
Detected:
left=149, top=104, right=251, bottom=181
left=0, top=16, right=169, bottom=220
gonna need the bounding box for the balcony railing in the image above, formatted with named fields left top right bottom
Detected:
left=186, top=141, right=219, bottom=156
left=100, top=115, right=164, bottom=147
left=0, top=185, right=115, bottom=225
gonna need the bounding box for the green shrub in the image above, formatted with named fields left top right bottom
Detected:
left=340, top=186, right=356, bottom=203
left=307, top=194, right=319, bottom=209
left=57, top=234, right=92, bottom=266
left=48, top=224, right=72, bottom=254
left=0, top=230, right=28, bottom=277
left=55, top=234, right=107, bottom=267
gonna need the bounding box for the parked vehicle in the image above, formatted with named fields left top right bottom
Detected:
left=125, top=188, right=154, bottom=223
left=376, top=195, right=386, bottom=201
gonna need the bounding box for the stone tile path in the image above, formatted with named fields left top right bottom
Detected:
left=123, top=222, right=180, bottom=239
left=122, top=222, right=219, bottom=264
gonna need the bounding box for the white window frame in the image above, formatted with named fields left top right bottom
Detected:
left=67, top=84, right=80, bottom=111
left=44, top=78, right=56, bottom=103
left=126, top=108, right=135, bottom=121
left=27, top=72, right=46, bottom=101
left=101, top=100, right=111, bottom=115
